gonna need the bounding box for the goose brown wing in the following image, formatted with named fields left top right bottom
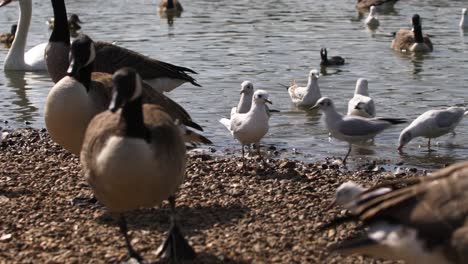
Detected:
left=354, top=161, right=468, bottom=241
left=94, top=41, right=200, bottom=86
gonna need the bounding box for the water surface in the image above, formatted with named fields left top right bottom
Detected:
left=1, top=0, right=467, bottom=169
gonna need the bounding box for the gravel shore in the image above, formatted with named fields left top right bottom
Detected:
left=0, top=128, right=424, bottom=263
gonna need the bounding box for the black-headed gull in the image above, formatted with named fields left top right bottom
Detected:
left=365, top=6, right=380, bottom=29
left=347, top=78, right=376, bottom=118
left=398, top=107, right=467, bottom=151
left=220, top=90, right=272, bottom=166
left=287, top=70, right=321, bottom=107
left=311, top=97, right=406, bottom=164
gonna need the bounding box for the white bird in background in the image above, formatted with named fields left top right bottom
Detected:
left=311, top=97, right=406, bottom=164
left=398, top=107, right=467, bottom=151
left=220, top=90, right=272, bottom=167
left=287, top=69, right=321, bottom=107
left=365, top=6, right=380, bottom=29
left=347, top=78, right=376, bottom=118
left=461, top=8, right=468, bottom=29
left=232, top=81, right=255, bottom=115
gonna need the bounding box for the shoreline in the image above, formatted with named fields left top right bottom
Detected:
left=1, top=128, right=427, bottom=263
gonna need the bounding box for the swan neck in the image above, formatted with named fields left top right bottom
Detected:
left=6, top=0, right=33, bottom=68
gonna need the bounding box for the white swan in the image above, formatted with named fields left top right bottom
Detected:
left=1, top=0, right=47, bottom=71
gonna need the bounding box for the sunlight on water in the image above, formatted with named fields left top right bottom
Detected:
left=0, top=0, right=467, bottom=169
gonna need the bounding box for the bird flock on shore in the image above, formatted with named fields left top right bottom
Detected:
left=1, top=0, right=468, bottom=263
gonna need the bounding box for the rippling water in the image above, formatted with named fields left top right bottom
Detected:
left=0, top=0, right=467, bottom=169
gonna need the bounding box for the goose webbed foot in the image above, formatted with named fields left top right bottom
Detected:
left=71, top=195, right=98, bottom=206
left=156, top=220, right=196, bottom=262
left=156, top=196, right=196, bottom=262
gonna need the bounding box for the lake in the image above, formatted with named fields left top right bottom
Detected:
left=0, top=0, right=467, bottom=169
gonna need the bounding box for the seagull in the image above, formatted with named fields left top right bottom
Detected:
left=311, top=97, right=406, bottom=164
left=287, top=70, right=321, bottom=107
left=347, top=78, right=376, bottom=118
left=233, top=81, right=279, bottom=119
left=328, top=181, right=391, bottom=214
left=461, top=8, right=467, bottom=29
left=233, top=81, right=255, bottom=115
left=328, top=161, right=468, bottom=264
left=220, top=90, right=272, bottom=166
left=80, top=68, right=196, bottom=262
left=398, top=107, right=467, bottom=151
left=365, top=6, right=380, bottom=29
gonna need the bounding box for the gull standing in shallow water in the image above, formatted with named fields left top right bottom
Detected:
left=287, top=69, right=321, bottom=107
left=365, top=6, right=380, bottom=29
left=220, top=90, right=272, bottom=167
left=232, top=81, right=255, bottom=115
left=398, top=107, right=467, bottom=151
left=347, top=78, right=376, bottom=118
left=311, top=97, right=406, bottom=164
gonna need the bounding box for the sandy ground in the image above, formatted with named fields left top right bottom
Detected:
left=0, top=128, right=423, bottom=263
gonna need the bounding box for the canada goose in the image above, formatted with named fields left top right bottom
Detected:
left=461, top=8, right=467, bottom=29
left=328, top=161, right=468, bottom=263
left=45, top=34, right=209, bottom=156
left=310, top=97, right=406, bottom=164
left=356, top=0, right=399, bottom=10
left=48, top=13, right=82, bottom=31
left=81, top=68, right=196, bottom=262
left=219, top=90, right=272, bottom=167
left=0, top=24, right=16, bottom=46
left=365, top=6, right=380, bottom=28
left=287, top=70, right=321, bottom=107
left=159, top=0, right=183, bottom=13
left=0, top=0, right=47, bottom=70
left=398, top=107, right=467, bottom=151
left=347, top=78, right=376, bottom=118
left=391, top=14, right=433, bottom=53
left=320, top=48, right=345, bottom=66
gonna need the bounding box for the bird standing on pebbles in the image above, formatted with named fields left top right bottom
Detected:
left=220, top=90, right=272, bottom=167
left=311, top=97, right=406, bottom=164
left=398, top=107, right=467, bottom=151
left=80, top=68, right=196, bottom=263
left=328, top=161, right=468, bottom=263
left=287, top=70, right=322, bottom=107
